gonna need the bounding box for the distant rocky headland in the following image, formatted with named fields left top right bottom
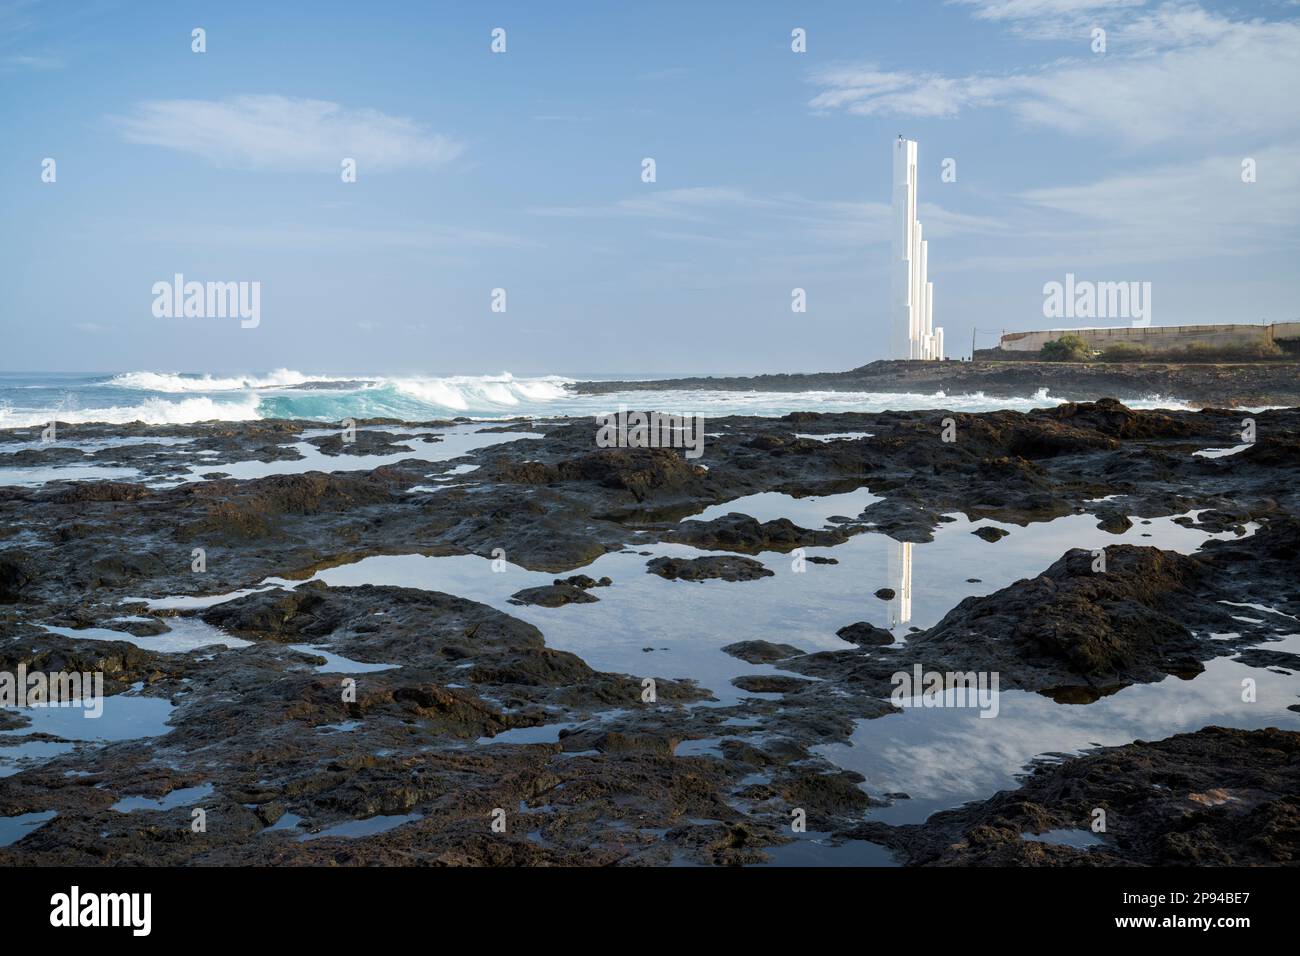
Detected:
left=573, top=360, right=1300, bottom=408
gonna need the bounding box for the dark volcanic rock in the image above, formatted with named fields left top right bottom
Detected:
left=51, top=482, right=151, bottom=504
left=671, top=513, right=848, bottom=553
left=1095, top=513, right=1133, bottom=534
left=835, top=622, right=895, bottom=646
left=1044, top=397, right=1199, bottom=440
left=0, top=551, right=35, bottom=601
left=972, top=526, right=1009, bottom=542
left=3, top=400, right=1299, bottom=867
left=508, top=583, right=600, bottom=608
left=574, top=363, right=1300, bottom=409
left=179, top=472, right=399, bottom=541
left=849, top=728, right=1300, bottom=866
left=1234, top=647, right=1300, bottom=671
left=913, top=545, right=1207, bottom=687
left=554, top=575, right=612, bottom=589
left=1196, top=515, right=1300, bottom=622
left=557, top=447, right=709, bottom=502
left=773, top=770, right=874, bottom=824
left=732, top=674, right=815, bottom=694
left=646, top=555, right=774, bottom=582
left=874, top=588, right=895, bottom=600
left=722, top=640, right=807, bottom=663
left=783, top=516, right=1299, bottom=704
left=201, top=586, right=342, bottom=642
left=307, top=431, right=419, bottom=457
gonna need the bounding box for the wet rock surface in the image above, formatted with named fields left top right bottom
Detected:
left=835, top=622, right=895, bottom=646
left=645, top=555, right=774, bottom=582
left=781, top=517, right=1299, bottom=701
left=847, top=727, right=1300, bottom=866
left=1, top=401, right=1298, bottom=866
left=508, top=583, right=600, bottom=607
left=722, top=640, right=807, bottom=664
left=669, top=513, right=849, bottom=553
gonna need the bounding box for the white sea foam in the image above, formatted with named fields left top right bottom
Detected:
left=391, top=374, right=573, bottom=411
left=107, top=369, right=327, bottom=392
left=0, top=396, right=262, bottom=428
left=0, top=370, right=1200, bottom=429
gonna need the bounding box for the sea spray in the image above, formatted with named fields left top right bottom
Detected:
left=0, top=371, right=1200, bottom=428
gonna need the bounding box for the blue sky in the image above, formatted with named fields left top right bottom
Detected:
left=2, top=0, right=1298, bottom=375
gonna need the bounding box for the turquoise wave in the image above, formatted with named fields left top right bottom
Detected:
left=257, top=386, right=465, bottom=422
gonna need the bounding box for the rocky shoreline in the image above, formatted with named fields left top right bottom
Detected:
left=1, top=399, right=1298, bottom=865
left=572, top=360, right=1300, bottom=408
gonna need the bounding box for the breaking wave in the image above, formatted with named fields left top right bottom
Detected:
left=0, top=396, right=263, bottom=428
left=106, top=369, right=331, bottom=392
left=0, top=370, right=1196, bottom=428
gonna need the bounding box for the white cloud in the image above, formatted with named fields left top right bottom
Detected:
left=1021, top=145, right=1300, bottom=237
left=946, top=143, right=1300, bottom=269
left=808, top=2, right=1300, bottom=277
left=114, top=95, right=463, bottom=173
left=952, top=0, right=1147, bottom=36
left=809, top=4, right=1300, bottom=145
left=955, top=0, right=1143, bottom=18
left=809, top=68, right=1011, bottom=118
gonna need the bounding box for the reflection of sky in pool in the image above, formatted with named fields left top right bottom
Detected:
left=4, top=692, right=174, bottom=743
left=1, top=690, right=176, bottom=778
left=112, top=783, right=214, bottom=813
left=814, top=657, right=1300, bottom=825
left=273, top=491, right=1258, bottom=707
left=41, top=619, right=250, bottom=653
left=0, top=810, right=58, bottom=847
left=174, top=424, right=541, bottom=482
left=105, top=486, right=1293, bottom=856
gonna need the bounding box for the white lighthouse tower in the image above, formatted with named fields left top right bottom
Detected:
left=890, top=137, right=944, bottom=360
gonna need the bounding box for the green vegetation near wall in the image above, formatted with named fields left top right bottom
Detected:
left=1039, top=335, right=1092, bottom=361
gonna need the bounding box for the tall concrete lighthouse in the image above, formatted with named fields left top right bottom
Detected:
left=890, top=137, right=944, bottom=360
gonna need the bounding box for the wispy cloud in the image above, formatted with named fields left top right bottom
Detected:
left=113, top=95, right=464, bottom=173
left=809, top=67, right=1008, bottom=119
left=0, top=0, right=65, bottom=69
left=951, top=0, right=1146, bottom=36
left=0, top=52, right=61, bottom=69
left=948, top=143, right=1300, bottom=270
left=0, top=0, right=43, bottom=39
left=528, top=187, right=776, bottom=222
left=955, top=0, right=1143, bottom=19
left=809, top=3, right=1300, bottom=145
left=528, top=186, right=1003, bottom=252
left=139, top=222, right=539, bottom=252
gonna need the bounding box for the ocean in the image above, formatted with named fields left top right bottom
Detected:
left=0, top=370, right=1194, bottom=429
